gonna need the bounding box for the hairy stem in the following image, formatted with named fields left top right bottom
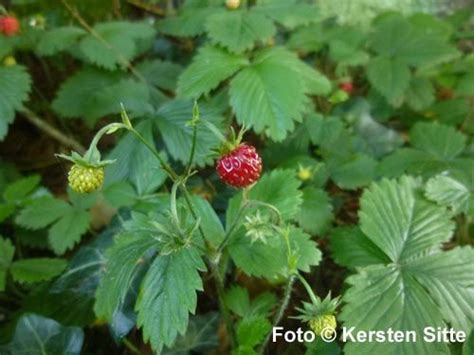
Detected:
left=259, top=274, right=296, bottom=354
left=21, top=108, right=85, bottom=154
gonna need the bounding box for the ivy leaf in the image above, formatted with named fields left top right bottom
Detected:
left=94, top=233, right=158, bottom=319
left=0, top=237, right=15, bottom=291
left=206, top=10, right=276, bottom=53
left=367, top=56, right=410, bottom=106
left=340, top=176, right=474, bottom=354
left=230, top=47, right=309, bottom=141
left=136, top=247, right=206, bottom=353
left=37, top=26, right=86, bottom=56
left=177, top=46, right=249, bottom=98
left=2, top=314, right=84, bottom=354
left=155, top=99, right=225, bottom=166
left=79, top=21, right=155, bottom=70
left=296, top=187, right=333, bottom=235
left=106, top=120, right=168, bottom=195
left=0, top=65, right=32, bottom=140
left=10, top=258, right=67, bottom=284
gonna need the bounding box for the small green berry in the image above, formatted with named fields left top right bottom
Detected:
left=68, top=164, right=104, bottom=193
left=309, top=314, right=337, bottom=336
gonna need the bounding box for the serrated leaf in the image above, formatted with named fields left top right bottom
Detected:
left=328, top=154, right=377, bottom=190
left=177, top=46, right=248, bottom=98
left=230, top=47, right=309, bottom=141
left=15, top=197, right=70, bottom=230
left=188, top=195, right=225, bottom=246
left=36, top=26, right=86, bottom=56
left=79, top=21, right=155, bottom=70
left=158, top=7, right=224, bottom=37
left=296, top=187, right=333, bottom=235
left=136, top=59, right=183, bottom=91
left=405, top=77, right=435, bottom=111
left=10, top=258, right=67, bottom=283
left=0, top=65, right=32, bottom=140
left=455, top=72, right=474, bottom=95
left=0, top=237, right=15, bottom=291
left=367, top=56, right=410, bottom=106
left=48, top=208, right=90, bottom=255
left=225, top=286, right=251, bottom=317
left=3, top=314, right=84, bottom=354
left=425, top=174, right=471, bottom=213
left=330, top=227, right=390, bottom=268
left=410, top=122, right=466, bottom=160
left=94, top=233, right=157, bottom=319
left=3, top=175, right=40, bottom=202
left=254, top=0, right=320, bottom=29
left=206, top=10, right=276, bottom=53
left=106, top=120, right=168, bottom=195
left=155, top=99, right=225, bottom=166
left=236, top=316, right=271, bottom=349
left=136, top=247, right=205, bottom=353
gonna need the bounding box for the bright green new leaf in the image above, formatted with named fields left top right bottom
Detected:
left=178, top=46, right=248, bottom=98
left=206, top=10, right=276, bottom=53
left=136, top=247, right=205, bottom=353
left=0, top=65, right=32, bottom=140
left=10, top=258, right=67, bottom=284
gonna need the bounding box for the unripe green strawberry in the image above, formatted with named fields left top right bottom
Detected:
left=68, top=164, right=104, bottom=193
left=226, top=0, right=240, bottom=10
left=309, top=314, right=337, bottom=336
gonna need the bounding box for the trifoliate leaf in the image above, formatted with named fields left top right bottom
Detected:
left=0, top=237, right=15, bottom=291
left=10, top=258, right=67, bottom=284
left=3, top=314, right=84, bottom=354
left=79, top=21, right=155, bottom=70
left=330, top=227, right=390, bottom=268
left=367, top=56, right=410, bottom=106
left=0, top=65, right=32, bottom=140
left=206, top=10, right=276, bottom=53
left=230, top=47, right=309, bottom=141
left=340, top=176, right=474, bottom=354
left=155, top=99, right=225, bottom=166
left=178, top=46, right=248, bottom=98
left=297, top=187, right=333, bottom=235
left=36, top=26, right=86, bottom=56
left=136, top=247, right=205, bottom=353
left=106, top=120, right=168, bottom=195
left=94, top=233, right=158, bottom=319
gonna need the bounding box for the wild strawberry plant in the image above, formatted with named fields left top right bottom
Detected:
left=0, top=1, right=473, bottom=354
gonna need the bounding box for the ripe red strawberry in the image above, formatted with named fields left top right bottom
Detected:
left=0, top=16, right=20, bottom=36
left=339, top=81, right=354, bottom=94
left=216, top=144, right=262, bottom=188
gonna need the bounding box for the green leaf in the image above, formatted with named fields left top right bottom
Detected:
left=3, top=175, right=40, bottom=202
left=425, top=174, right=471, bottom=214
left=0, top=65, right=32, bottom=140
left=405, top=77, right=435, bottom=111
left=367, top=56, right=410, bottom=106
left=455, top=72, right=474, bottom=95
left=15, top=197, right=70, bottom=230
left=177, top=46, right=248, bottom=98
left=206, top=10, right=276, bottom=53
left=188, top=195, right=225, bottom=246
left=330, top=227, right=390, bottom=268
left=230, top=47, right=310, bottom=141
left=49, top=209, right=91, bottom=255
left=106, top=120, right=168, bottom=194
left=236, top=316, right=271, bottom=349
left=136, top=59, right=183, bottom=91
left=155, top=99, right=225, bottom=166
left=254, top=0, right=320, bottom=29
left=79, top=21, right=155, bottom=70
left=136, top=247, right=205, bottom=353
left=294, top=61, right=332, bottom=95
left=94, top=233, right=158, bottom=319
left=3, top=313, right=84, bottom=354
left=410, top=122, right=466, bottom=160
left=10, top=258, right=67, bottom=284
left=158, top=7, right=224, bottom=37
left=297, top=187, right=333, bottom=235
left=340, top=176, right=474, bottom=353
left=290, top=227, right=322, bottom=273
left=328, top=154, right=377, bottom=190
left=0, top=237, right=15, bottom=291
left=36, top=26, right=86, bottom=56
left=225, top=286, right=251, bottom=317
